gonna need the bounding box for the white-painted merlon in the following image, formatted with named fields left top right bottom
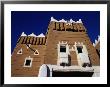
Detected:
left=59, top=19, right=67, bottom=23
left=51, top=17, right=58, bottom=22
left=70, top=19, right=75, bottom=23
left=28, top=33, right=37, bottom=37
left=51, top=17, right=82, bottom=23
left=37, top=33, right=45, bottom=37
left=95, top=39, right=98, bottom=44
left=93, top=43, right=95, bottom=47
left=21, top=32, right=45, bottom=37
left=21, top=32, right=27, bottom=36
left=93, top=35, right=100, bottom=47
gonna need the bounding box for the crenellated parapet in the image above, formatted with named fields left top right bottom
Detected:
left=17, top=32, right=46, bottom=45
left=48, top=17, right=86, bottom=32
left=93, top=35, right=100, bottom=57
left=93, top=35, right=100, bottom=47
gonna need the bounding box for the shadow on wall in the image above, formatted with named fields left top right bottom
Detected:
left=52, top=71, right=94, bottom=77
left=68, top=55, right=71, bottom=66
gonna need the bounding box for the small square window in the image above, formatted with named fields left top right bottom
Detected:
left=25, top=60, right=31, bottom=66
left=24, top=57, right=33, bottom=67
left=77, top=46, right=83, bottom=53
left=60, top=46, right=66, bottom=52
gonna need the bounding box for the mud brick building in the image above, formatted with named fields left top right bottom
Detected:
left=11, top=17, right=100, bottom=77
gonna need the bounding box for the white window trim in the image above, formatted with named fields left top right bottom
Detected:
left=57, top=41, right=70, bottom=65
left=17, top=48, right=22, bottom=54
left=34, top=49, right=39, bottom=55
left=60, top=45, right=66, bottom=53
left=74, top=42, right=90, bottom=67
left=23, top=56, right=33, bottom=67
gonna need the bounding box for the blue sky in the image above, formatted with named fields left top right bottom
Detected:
left=11, top=11, right=100, bottom=53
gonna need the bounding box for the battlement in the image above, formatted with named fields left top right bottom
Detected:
left=17, top=32, right=46, bottom=45
left=49, top=17, right=86, bottom=32
left=93, top=35, right=100, bottom=47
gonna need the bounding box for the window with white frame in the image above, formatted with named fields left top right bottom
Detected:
left=77, top=46, right=83, bottom=53
left=17, top=48, right=22, bottom=54
left=60, top=45, right=66, bottom=52
left=34, top=50, right=39, bottom=55
left=24, top=56, right=33, bottom=67
left=76, top=44, right=91, bottom=67
left=59, top=45, right=69, bottom=66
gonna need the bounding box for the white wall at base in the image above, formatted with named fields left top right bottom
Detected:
left=38, top=64, right=47, bottom=77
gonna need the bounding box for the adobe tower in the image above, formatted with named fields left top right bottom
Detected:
left=11, top=17, right=100, bottom=77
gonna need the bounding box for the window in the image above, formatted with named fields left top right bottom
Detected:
left=17, top=48, right=22, bottom=54
left=25, top=60, right=31, bottom=66
left=24, top=57, right=33, bottom=67
left=77, top=46, right=83, bottom=53
left=34, top=50, right=39, bottom=55
left=60, top=46, right=66, bottom=52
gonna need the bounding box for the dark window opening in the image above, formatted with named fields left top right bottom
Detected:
left=60, top=46, right=66, bottom=52
left=77, top=46, right=82, bottom=53
left=25, top=60, right=31, bottom=66
left=19, top=50, right=22, bottom=53
left=34, top=50, right=39, bottom=55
